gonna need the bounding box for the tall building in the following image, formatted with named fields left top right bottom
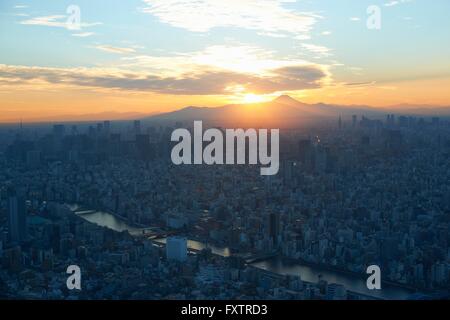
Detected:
left=8, top=187, right=27, bottom=244
left=166, top=236, right=188, bottom=262
left=268, top=212, right=280, bottom=245
left=103, top=120, right=111, bottom=135
left=314, top=146, right=328, bottom=173
left=352, top=115, right=357, bottom=128
left=71, top=125, right=78, bottom=136
left=133, top=120, right=141, bottom=135
left=96, top=122, right=104, bottom=135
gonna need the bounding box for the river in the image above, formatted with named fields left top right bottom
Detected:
left=70, top=206, right=415, bottom=300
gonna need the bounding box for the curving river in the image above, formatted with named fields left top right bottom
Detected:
left=70, top=205, right=415, bottom=300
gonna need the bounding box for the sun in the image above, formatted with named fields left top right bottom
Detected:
left=241, top=93, right=267, bottom=104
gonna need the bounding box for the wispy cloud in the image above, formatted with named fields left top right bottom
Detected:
left=301, top=44, right=332, bottom=57
left=95, top=45, right=136, bottom=54
left=20, top=15, right=101, bottom=30
left=384, top=0, right=413, bottom=7
left=141, top=0, right=320, bottom=37
left=72, top=32, right=95, bottom=37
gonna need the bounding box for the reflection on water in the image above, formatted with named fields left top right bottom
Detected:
left=77, top=211, right=146, bottom=236
left=154, top=238, right=231, bottom=257
left=251, top=257, right=413, bottom=300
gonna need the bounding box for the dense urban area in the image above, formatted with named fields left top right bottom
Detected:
left=0, top=114, right=449, bottom=300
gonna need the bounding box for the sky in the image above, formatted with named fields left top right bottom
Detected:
left=0, top=0, right=450, bottom=122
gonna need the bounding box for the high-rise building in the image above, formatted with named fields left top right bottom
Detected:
left=166, top=236, right=188, bottom=262
left=8, top=187, right=27, bottom=244
left=314, top=146, right=328, bottom=173
left=71, top=125, right=78, bottom=136
left=96, top=122, right=104, bottom=135
left=134, top=120, right=141, bottom=135
left=103, top=120, right=111, bottom=135
left=268, top=212, right=280, bottom=245
left=386, top=114, right=396, bottom=127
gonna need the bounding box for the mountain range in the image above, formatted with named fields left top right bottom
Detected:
left=142, top=95, right=450, bottom=128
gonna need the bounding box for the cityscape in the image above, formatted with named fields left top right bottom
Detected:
left=0, top=104, right=449, bottom=300
left=1, top=0, right=450, bottom=302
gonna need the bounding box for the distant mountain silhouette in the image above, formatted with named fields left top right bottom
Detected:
left=273, top=94, right=305, bottom=106
left=142, top=95, right=450, bottom=128
left=143, top=95, right=388, bottom=128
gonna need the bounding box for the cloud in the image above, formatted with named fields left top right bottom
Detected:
left=384, top=0, right=412, bottom=7
left=344, top=81, right=377, bottom=87
left=95, top=45, right=136, bottom=54
left=72, top=32, right=95, bottom=37
left=20, top=15, right=101, bottom=30
left=0, top=42, right=331, bottom=95
left=301, top=44, right=332, bottom=57
left=141, top=0, right=319, bottom=37
left=0, top=63, right=327, bottom=95
left=119, top=45, right=322, bottom=77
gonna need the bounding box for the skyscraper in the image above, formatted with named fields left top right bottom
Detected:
left=352, top=115, right=357, bottom=129
left=268, top=212, right=280, bottom=245
left=103, top=120, right=111, bottom=136
left=8, top=187, right=27, bottom=244
left=134, top=120, right=141, bottom=135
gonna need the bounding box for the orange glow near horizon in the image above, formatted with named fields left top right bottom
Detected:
left=1, top=76, right=450, bottom=123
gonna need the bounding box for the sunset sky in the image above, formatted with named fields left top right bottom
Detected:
left=1, top=0, right=450, bottom=122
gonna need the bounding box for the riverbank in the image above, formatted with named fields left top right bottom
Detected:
left=68, top=203, right=150, bottom=229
